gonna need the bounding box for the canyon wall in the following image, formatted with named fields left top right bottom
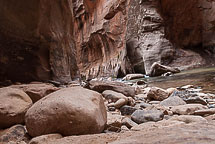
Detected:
left=0, top=0, right=77, bottom=83
left=126, top=0, right=174, bottom=75
left=0, top=0, right=214, bottom=83
left=160, top=0, right=215, bottom=69
left=73, top=0, right=131, bottom=79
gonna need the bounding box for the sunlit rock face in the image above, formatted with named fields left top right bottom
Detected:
left=73, top=0, right=131, bottom=79
left=0, top=0, right=131, bottom=82
left=0, top=0, right=214, bottom=83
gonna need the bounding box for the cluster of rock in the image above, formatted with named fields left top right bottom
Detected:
left=0, top=78, right=215, bottom=143
left=99, top=81, right=215, bottom=133
left=0, top=82, right=107, bottom=144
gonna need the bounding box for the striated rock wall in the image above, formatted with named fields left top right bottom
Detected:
left=0, top=0, right=215, bottom=83
left=126, top=0, right=215, bottom=73
left=160, top=0, right=215, bottom=69
left=73, top=0, right=131, bottom=79
left=126, top=0, right=174, bottom=75
left=0, top=0, right=131, bottom=82
left=0, top=0, right=78, bottom=83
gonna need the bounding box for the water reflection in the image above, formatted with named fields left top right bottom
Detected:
left=131, top=67, right=215, bottom=93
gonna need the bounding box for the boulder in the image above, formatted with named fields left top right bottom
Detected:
left=10, top=83, right=59, bottom=103
left=0, top=87, right=32, bottom=128
left=86, top=80, right=135, bottom=97
left=0, top=125, right=30, bottom=144
left=149, top=62, right=180, bottom=77
left=170, top=104, right=207, bottom=115
left=160, top=96, right=186, bottom=107
left=131, top=110, right=164, bottom=124
left=146, top=87, right=169, bottom=101
left=25, top=87, right=107, bottom=137
left=29, top=134, right=63, bottom=144
left=120, top=105, right=137, bottom=116
left=122, top=74, right=145, bottom=80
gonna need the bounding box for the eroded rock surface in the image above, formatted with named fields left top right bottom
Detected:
left=1, top=0, right=215, bottom=83
left=0, top=87, right=32, bottom=128
left=0, top=0, right=78, bottom=83
left=86, top=80, right=136, bottom=97
left=10, top=83, right=59, bottom=103
left=0, top=125, right=30, bottom=144
left=25, top=87, right=107, bottom=137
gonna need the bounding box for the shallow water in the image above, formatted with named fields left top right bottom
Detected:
left=131, top=67, right=215, bottom=93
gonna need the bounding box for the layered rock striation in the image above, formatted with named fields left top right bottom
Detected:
left=0, top=0, right=214, bottom=83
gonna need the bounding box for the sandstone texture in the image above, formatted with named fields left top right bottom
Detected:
left=29, top=134, right=63, bottom=144
left=43, top=122, right=215, bottom=144
left=25, top=87, right=107, bottom=137
left=0, top=75, right=215, bottom=143
left=160, top=96, right=186, bottom=107
left=149, top=62, right=180, bottom=77
left=1, top=1, right=215, bottom=143
left=171, top=104, right=207, bottom=115
left=87, top=80, right=136, bottom=97
left=0, top=124, right=30, bottom=144
left=10, top=83, right=59, bottom=103
left=0, top=87, right=32, bottom=128
left=0, top=0, right=215, bottom=83
left=0, top=0, right=78, bottom=83
left=146, top=87, right=169, bottom=101
left=131, top=109, right=164, bottom=124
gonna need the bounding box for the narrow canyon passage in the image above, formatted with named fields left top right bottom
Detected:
left=0, top=0, right=214, bottom=83
left=0, top=0, right=215, bottom=144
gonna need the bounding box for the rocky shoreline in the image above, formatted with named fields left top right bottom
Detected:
left=1, top=74, right=215, bottom=144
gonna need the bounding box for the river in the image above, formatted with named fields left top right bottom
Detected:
left=131, top=67, right=215, bottom=93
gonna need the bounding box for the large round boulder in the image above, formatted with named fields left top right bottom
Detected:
left=25, top=87, right=107, bottom=137
left=0, top=87, right=32, bottom=128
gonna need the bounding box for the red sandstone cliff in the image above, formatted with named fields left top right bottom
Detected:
left=0, top=0, right=214, bottom=83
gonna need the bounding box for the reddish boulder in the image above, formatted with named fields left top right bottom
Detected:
left=25, top=87, right=107, bottom=137
left=0, top=87, right=32, bottom=128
